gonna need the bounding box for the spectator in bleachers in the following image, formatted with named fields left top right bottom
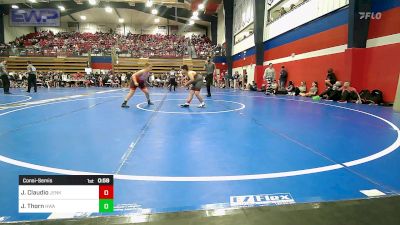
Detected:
left=4, top=32, right=214, bottom=59
left=279, top=7, right=287, bottom=16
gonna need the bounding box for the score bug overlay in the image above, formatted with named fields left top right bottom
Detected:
left=18, top=175, right=114, bottom=213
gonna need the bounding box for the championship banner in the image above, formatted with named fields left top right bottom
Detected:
left=10, top=8, right=61, bottom=27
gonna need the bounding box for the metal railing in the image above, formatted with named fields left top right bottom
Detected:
left=0, top=47, right=211, bottom=59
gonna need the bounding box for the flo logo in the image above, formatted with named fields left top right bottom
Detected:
left=359, top=12, right=382, bottom=20
left=230, top=193, right=295, bottom=207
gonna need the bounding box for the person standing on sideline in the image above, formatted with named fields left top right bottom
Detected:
left=27, top=61, right=37, bottom=93
left=169, top=67, right=177, bottom=92
left=263, top=63, right=275, bottom=94
left=204, top=57, right=215, bottom=97
left=0, top=60, right=11, bottom=94
left=233, top=71, right=240, bottom=89
left=279, top=65, right=288, bottom=90
left=121, top=73, right=126, bottom=87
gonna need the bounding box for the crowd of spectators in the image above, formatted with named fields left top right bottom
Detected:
left=259, top=65, right=381, bottom=104
left=5, top=70, right=192, bottom=90
left=2, top=31, right=214, bottom=58
left=2, top=64, right=384, bottom=105
left=0, top=42, right=8, bottom=55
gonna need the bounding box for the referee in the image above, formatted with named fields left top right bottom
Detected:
left=0, top=60, right=11, bottom=94
left=169, top=67, right=177, bottom=92
left=27, top=61, right=37, bottom=93
left=204, top=57, right=215, bottom=97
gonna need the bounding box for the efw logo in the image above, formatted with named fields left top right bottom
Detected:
left=359, top=12, right=382, bottom=20
left=11, top=9, right=60, bottom=26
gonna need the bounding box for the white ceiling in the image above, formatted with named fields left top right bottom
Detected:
left=62, top=7, right=210, bottom=27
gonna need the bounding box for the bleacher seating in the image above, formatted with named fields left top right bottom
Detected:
left=0, top=56, right=88, bottom=73
left=5, top=31, right=213, bottom=59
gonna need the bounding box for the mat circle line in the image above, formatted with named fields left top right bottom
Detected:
left=0, top=95, right=32, bottom=106
left=136, top=99, right=246, bottom=114
left=0, top=94, right=398, bottom=181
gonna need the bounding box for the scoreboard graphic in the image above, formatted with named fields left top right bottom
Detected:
left=18, top=175, right=114, bottom=213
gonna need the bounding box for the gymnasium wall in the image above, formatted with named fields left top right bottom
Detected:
left=231, top=0, right=399, bottom=102
left=259, top=0, right=399, bottom=102
left=259, top=6, right=349, bottom=93
left=231, top=0, right=350, bottom=87
left=213, top=56, right=228, bottom=77
left=2, top=15, right=34, bottom=44
left=352, top=0, right=400, bottom=102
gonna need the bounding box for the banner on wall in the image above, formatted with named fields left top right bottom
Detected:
left=10, top=8, right=60, bottom=27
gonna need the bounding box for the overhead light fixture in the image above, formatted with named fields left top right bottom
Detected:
left=28, top=0, right=37, bottom=3
left=189, top=20, right=194, bottom=25
left=58, top=5, right=65, bottom=11
left=151, top=9, right=158, bottom=15
left=105, top=6, right=112, bottom=13
left=118, top=18, right=124, bottom=23
left=11, top=5, right=19, bottom=9
left=154, top=18, right=160, bottom=23
left=88, top=0, right=97, bottom=5
left=146, top=0, right=153, bottom=7
left=80, top=15, right=87, bottom=20
left=198, top=3, right=205, bottom=10
left=193, top=11, right=199, bottom=17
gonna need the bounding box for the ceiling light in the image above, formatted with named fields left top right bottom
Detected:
left=28, top=0, right=37, bottom=3
left=193, top=11, right=199, bottom=17
left=88, top=0, right=97, bottom=5
left=198, top=3, right=205, bottom=10
left=189, top=20, right=194, bottom=25
left=154, top=18, right=160, bottom=23
left=146, top=0, right=153, bottom=7
left=58, top=5, right=65, bottom=11
left=151, top=9, right=158, bottom=15
left=118, top=18, right=124, bottom=23
left=11, top=5, right=19, bottom=9
left=105, top=6, right=112, bottom=13
left=80, top=15, right=87, bottom=20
